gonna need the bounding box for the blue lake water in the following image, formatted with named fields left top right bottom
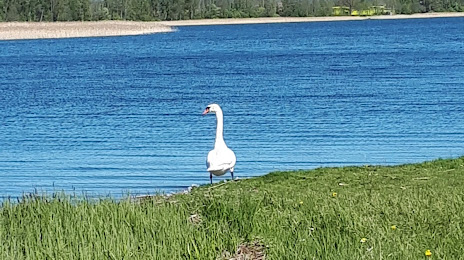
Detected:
left=1, top=18, right=463, bottom=199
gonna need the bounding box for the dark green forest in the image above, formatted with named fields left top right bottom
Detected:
left=0, top=0, right=463, bottom=22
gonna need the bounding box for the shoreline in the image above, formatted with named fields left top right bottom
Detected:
left=1, top=12, right=463, bottom=40
left=160, top=12, right=464, bottom=26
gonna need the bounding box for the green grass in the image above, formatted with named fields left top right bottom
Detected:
left=1, top=157, right=464, bottom=259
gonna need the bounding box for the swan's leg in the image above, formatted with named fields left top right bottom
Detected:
left=210, top=173, right=213, bottom=184
left=230, top=171, right=234, bottom=180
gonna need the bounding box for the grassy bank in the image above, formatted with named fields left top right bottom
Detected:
left=1, top=157, right=463, bottom=259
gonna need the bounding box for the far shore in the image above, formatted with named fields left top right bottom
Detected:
left=1, top=12, right=463, bottom=40
left=160, top=12, right=464, bottom=26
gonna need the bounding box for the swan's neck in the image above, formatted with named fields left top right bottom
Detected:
left=214, top=109, right=227, bottom=148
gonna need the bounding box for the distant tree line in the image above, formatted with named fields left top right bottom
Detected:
left=0, top=0, right=463, bottom=22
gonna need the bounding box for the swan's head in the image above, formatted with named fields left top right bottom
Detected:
left=202, top=104, right=222, bottom=115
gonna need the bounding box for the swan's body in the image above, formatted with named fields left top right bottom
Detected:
left=203, top=104, right=236, bottom=184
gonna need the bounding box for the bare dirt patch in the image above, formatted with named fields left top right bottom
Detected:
left=219, top=241, right=267, bottom=260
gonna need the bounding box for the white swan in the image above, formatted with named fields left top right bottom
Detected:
left=202, top=104, right=236, bottom=184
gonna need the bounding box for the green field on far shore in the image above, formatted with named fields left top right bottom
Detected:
left=1, top=157, right=463, bottom=259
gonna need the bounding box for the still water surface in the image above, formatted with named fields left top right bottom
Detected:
left=1, top=18, right=463, bottom=199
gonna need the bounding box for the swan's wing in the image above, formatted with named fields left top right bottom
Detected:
left=207, top=148, right=236, bottom=172
left=206, top=150, right=213, bottom=169
left=226, top=148, right=236, bottom=169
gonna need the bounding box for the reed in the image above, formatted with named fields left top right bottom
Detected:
left=0, top=21, right=173, bottom=40
left=1, top=157, right=463, bottom=259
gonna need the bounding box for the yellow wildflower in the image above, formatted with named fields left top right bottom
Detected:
left=360, top=238, right=367, bottom=243
left=332, top=192, right=337, bottom=197
left=425, top=250, right=432, bottom=257
left=299, top=201, right=303, bottom=205
left=391, top=225, right=397, bottom=230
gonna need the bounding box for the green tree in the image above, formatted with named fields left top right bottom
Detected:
left=338, top=0, right=357, bottom=14
left=5, top=0, right=20, bottom=21
left=263, top=0, right=278, bottom=17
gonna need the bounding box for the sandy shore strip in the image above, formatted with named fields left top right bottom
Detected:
left=161, top=12, right=464, bottom=26
left=1, top=12, right=463, bottom=40
left=0, top=21, right=173, bottom=40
